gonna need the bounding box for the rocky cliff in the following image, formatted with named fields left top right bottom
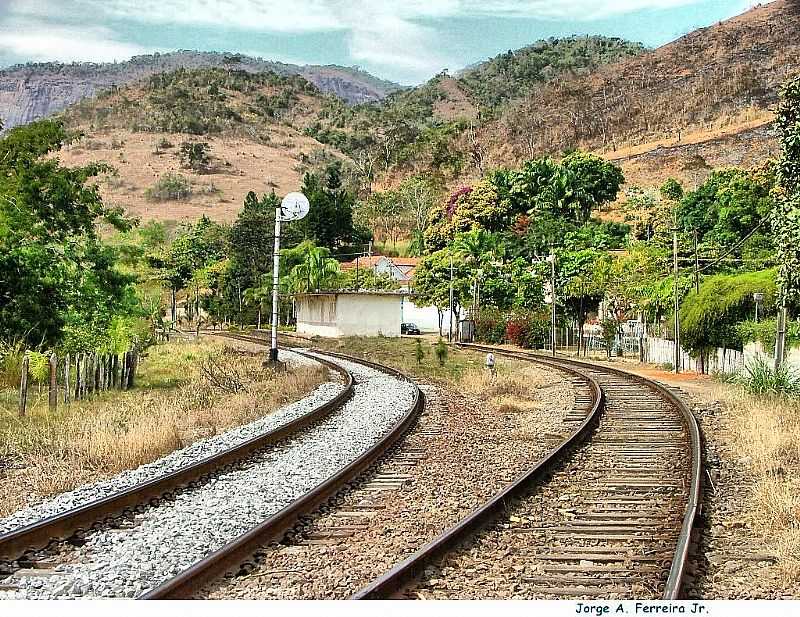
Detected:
left=0, top=51, right=401, bottom=130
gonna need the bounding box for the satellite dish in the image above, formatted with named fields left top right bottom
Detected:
left=280, top=192, right=310, bottom=221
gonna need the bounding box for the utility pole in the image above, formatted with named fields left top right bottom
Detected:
left=548, top=252, right=556, bottom=358
left=269, top=202, right=282, bottom=363
left=269, top=192, right=309, bottom=364
left=448, top=253, right=455, bottom=343
left=775, top=303, right=788, bottom=370
left=673, top=221, right=681, bottom=374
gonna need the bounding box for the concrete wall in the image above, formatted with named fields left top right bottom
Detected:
left=400, top=298, right=451, bottom=333
left=743, top=341, right=800, bottom=370
left=296, top=294, right=402, bottom=338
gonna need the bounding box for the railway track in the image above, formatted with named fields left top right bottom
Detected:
left=353, top=344, right=701, bottom=600
left=0, top=347, right=352, bottom=563
left=0, top=339, right=424, bottom=599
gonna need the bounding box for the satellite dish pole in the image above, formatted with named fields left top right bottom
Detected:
left=269, top=191, right=310, bottom=363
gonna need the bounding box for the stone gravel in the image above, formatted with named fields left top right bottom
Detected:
left=0, top=350, right=341, bottom=537
left=0, top=351, right=415, bottom=599
left=201, top=360, right=576, bottom=599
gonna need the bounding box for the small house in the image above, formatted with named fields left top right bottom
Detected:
left=295, top=291, right=405, bottom=338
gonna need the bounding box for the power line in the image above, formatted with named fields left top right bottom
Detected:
left=697, top=216, right=772, bottom=273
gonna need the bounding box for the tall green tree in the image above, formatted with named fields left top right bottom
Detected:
left=0, top=119, right=137, bottom=349
left=286, top=163, right=372, bottom=254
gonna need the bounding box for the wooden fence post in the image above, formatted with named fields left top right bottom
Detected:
left=120, top=353, right=127, bottom=391
left=93, top=353, right=100, bottom=393
left=98, top=355, right=105, bottom=393
left=19, top=353, right=29, bottom=417
left=64, top=353, right=71, bottom=405
left=74, top=355, right=81, bottom=401
left=129, top=351, right=137, bottom=389
left=48, top=354, right=58, bottom=412
left=81, top=353, right=88, bottom=399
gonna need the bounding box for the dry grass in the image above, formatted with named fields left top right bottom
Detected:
left=460, top=364, right=551, bottom=414
left=0, top=339, right=326, bottom=516
left=711, top=382, right=800, bottom=581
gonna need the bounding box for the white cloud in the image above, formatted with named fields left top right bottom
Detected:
left=0, top=19, right=156, bottom=63
left=1, top=0, right=760, bottom=80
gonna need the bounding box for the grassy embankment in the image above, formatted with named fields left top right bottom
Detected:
left=712, top=382, right=800, bottom=581
left=0, top=339, right=326, bottom=516
left=308, top=335, right=566, bottom=419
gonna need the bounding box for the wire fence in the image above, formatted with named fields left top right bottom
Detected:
left=13, top=350, right=139, bottom=417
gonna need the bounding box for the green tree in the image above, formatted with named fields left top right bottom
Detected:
left=413, top=249, right=472, bottom=335
left=179, top=141, right=211, bottom=172
left=287, top=245, right=341, bottom=293
left=560, top=249, right=612, bottom=354
left=287, top=164, right=372, bottom=254
left=680, top=269, right=778, bottom=357
left=0, top=119, right=137, bottom=349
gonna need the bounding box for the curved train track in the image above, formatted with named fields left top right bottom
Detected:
left=1, top=335, right=700, bottom=601
left=0, top=338, right=424, bottom=600
left=352, top=343, right=701, bottom=600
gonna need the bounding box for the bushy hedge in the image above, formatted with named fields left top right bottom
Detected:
left=474, top=308, right=506, bottom=344
left=680, top=269, right=777, bottom=355
left=735, top=319, right=800, bottom=351
left=505, top=310, right=550, bottom=349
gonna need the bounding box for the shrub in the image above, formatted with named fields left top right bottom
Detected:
left=145, top=173, right=192, bottom=201
left=434, top=338, right=448, bottom=366
left=27, top=351, right=50, bottom=384
left=179, top=141, right=211, bottom=172
left=735, top=319, right=800, bottom=352
left=506, top=310, right=549, bottom=349
left=600, top=317, right=620, bottom=358
left=735, top=357, right=800, bottom=398
left=414, top=339, right=425, bottom=365
left=474, top=307, right=506, bottom=344
left=0, top=341, right=25, bottom=387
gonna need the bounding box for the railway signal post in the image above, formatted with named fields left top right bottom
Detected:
left=269, top=191, right=310, bottom=363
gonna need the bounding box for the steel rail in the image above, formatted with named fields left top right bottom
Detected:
left=352, top=347, right=604, bottom=600
left=140, top=341, right=425, bottom=599
left=461, top=344, right=702, bottom=600
left=0, top=348, right=353, bottom=562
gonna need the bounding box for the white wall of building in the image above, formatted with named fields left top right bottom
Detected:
left=400, top=298, right=452, bottom=334
left=296, top=293, right=402, bottom=337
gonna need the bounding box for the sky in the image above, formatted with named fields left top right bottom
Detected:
left=0, top=0, right=770, bottom=84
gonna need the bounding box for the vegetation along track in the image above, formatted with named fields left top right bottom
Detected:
left=353, top=344, right=701, bottom=600
left=0, top=337, right=424, bottom=599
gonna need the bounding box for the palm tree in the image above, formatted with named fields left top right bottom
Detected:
left=452, top=229, right=504, bottom=268
left=288, top=246, right=341, bottom=293
left=243, top=276, right=272, bottom=330
left=453, top=229, right=504, bottom=314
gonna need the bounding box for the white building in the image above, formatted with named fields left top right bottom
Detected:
left=295, top=291, right=404, bottom=338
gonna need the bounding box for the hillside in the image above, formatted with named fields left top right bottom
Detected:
left=0, top=51, right=402, bottom=130
left=305, top=36, right=646, bottom=180
left=46, top=1, right=800, bottom=226
left=56, top=67, right=348, bottom=223
left=488, top=0, right=800, bottom=187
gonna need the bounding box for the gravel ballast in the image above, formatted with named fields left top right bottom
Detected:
left=1, top=352, right=415, bottom=599
left=201, top=360, right=576, bottom=600
left=0, top=350, right=340, bottom=537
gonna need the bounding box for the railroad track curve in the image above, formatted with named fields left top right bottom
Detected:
left=0, top=347, right=353, bottom=564
left=0, top=338, right=424, bottom=600
left=353, top=343, right=701, bottom=601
